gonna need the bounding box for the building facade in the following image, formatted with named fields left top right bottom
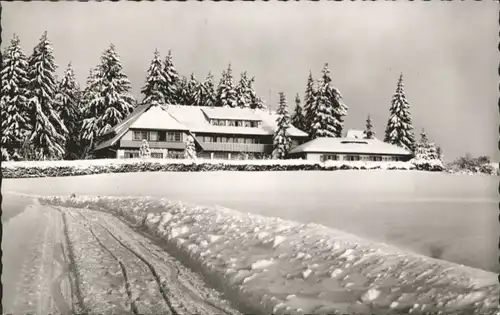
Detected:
left=287, top=132, right=414, bottom=162
left=94, top=104, right=309, bottom=159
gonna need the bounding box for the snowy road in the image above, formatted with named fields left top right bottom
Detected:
left=2, top=194, right=241, bottom=315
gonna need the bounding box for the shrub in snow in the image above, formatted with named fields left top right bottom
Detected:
left=139, top=140, right=151, bottom=159
left=383, top=73, right=416, bottom=152
left=184, top=134, right=197, bottom=159
left=446, top=154, right=497, bottom=175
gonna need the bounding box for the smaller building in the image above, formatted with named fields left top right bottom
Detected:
left=287, top=131, right=413, bottom=162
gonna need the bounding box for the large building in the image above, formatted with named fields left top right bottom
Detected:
left=287, top=130, right=413, bottom=162
left=94, top=104, right=309, bottom=159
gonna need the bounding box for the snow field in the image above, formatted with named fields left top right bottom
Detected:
left=39, top=195, right=499, bottom=315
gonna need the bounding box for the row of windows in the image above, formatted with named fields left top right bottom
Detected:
left=322, top=154, right=403, bottom=162
left=201, top=136, right=259, bottom=144
left=133, top=131, right=182, bottom=142
left=210, top=119, right=260, bottom=128
left=123, top=150, right=183, bottom=159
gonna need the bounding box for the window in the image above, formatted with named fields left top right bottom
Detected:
left=151, top=152, right=163, bottom=159
left=322, top=154, right=339, bottom=162
left=237, top=137, right=245, bottom=144
left=235, top=121, right=242, bottom=127
left=250, top=121, right=258, bottom=128
left=166, top=132, right=181, bottom=142
left=228, top=120, right=236, bottom=127
left=244, top=121, right=252, bottom=127
left=345, top=155, right=361, bottom=161
left=149, top=131, right=159, bottom=141
left=370, top=156, right=383, bottom=162
left=245, top=138, right=254, bottom=144
left=204, top=136, right=213, bottom=142
left=133, top=131, right=148, bottom=141
left=124, top=150, right=140, bottom=159
left=214, top=152, right=228, bottom=160
left=159, top=131, right=166, bottom=142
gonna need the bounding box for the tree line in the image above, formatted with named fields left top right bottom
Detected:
left=1, top=32, right=267, bottom=161
left=272, top=68, right=441, bottom=160
left=2, top=32, right=440, bottom=162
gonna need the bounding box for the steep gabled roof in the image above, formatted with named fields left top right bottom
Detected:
left=130, top=105, right=189, bottom=131
left=288, top=137, right=412, bottom=156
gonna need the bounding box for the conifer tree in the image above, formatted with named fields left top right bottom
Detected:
left=186, top=73, right=201, bottom=105
left=272, top=92, right=292, bottom=159
left=80, top=67, right=103, bottom=157
left=291, top=93, right=307, bottom=132
left=184, top=134, right=197, bottom=159
left=81, top=44, right=135, bottom=153
left=235, top=71, right=251, bottom=108
left=26, top=32, right=67, bottom=160
left=363, top=114, right=375, bottom=139
left=415, top=129, right=439, bottom=160
left=0, top=34, right=31, bottom=160
left=163, top=50, right=180, bottom=104
left=310, top=64, right=347, bottom=139
left=54, top=62, right=82, bottom=159
left=141, top=49, right=167, bottom=106
left=303, top=71, right=316, bottom=136
left=384, top=73, right=416, bottom=152
left=201, top=72, right=216, bottom=107
left=246, top=76, right=265, bottom=109
left=176, top=76, right=189, bottom=105
left=215, top=64, right=237, bottom=107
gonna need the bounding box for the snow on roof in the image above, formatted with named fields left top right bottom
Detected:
left=165, top=105, right=308, bottom=137
left=130, top=105, right=189, bottom=131
left=288, top=137, right=412, bottom=156
left=346, top=129, right=366, bottom=139
left=201, top=107, right=262, bottom=121
left=95, top=105, right=308, bottom=151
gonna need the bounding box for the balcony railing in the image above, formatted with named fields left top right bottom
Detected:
left=120, top=140, right=186, bottom=150
left=199, top=141, right=273, bottom=153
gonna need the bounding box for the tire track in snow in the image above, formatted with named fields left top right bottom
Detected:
left=74, top=210, right=184, bottom=315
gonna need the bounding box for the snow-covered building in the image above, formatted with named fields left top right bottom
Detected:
left=94, top=104, right=309, bottom=159
left=287, top=130, right=413, bottom=162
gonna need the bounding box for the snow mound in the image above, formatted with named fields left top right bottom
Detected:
left=38, top=195, right=499, bottom=315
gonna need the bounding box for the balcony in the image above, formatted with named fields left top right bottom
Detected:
left=199, top=142, right=273, bottom=153
left=120, top=140, right=186, bottom=150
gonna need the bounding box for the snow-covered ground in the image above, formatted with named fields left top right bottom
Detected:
left=5, top=170, right=497, bottom=273
left=38, top=195, right=499, bottom=315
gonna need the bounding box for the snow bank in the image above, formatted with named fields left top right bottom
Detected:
left=1, top=158, right=440, bottom=178
left=39, top=195, right=499, bottom=315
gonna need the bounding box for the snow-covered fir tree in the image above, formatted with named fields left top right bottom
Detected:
left=215, top=64, right=237, bottom=107
left=201, top=72, right=216, bottom=107
left=303, top=71, right=316, bottom=136
left=80, top=67, right=103, bottom=156
left=235, top=71, right=251, bottom=108
left=363, top=114, right=375, bottom=139
left=184, top=134, right=197, bottom=159
left=163, top=50, right=180, bottom=104
left=436, top=146, right=443, bottom=161
left=54, top=62, right=82, bottom=159
left=26, top=32, right=67, bottom=160
left=139, top=139, right=151, bottom=158
left=186, top=73, right=201, bottom=105
left=272, top=92, right=292, bottom=159
left=384, top=73, right=416, bottom=152
left=310, top=64, right=347, bottom=139
left=0, top=34, right=31, bottom=160
left=141, top=49, right=167, bottom=106
left=176, top=76, right=190, bottom=105
left=81, top=44, right=135, bottom=153
left=246, top=76, right=265, bottom=109
left=291, top=93, right=307, bottom=132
